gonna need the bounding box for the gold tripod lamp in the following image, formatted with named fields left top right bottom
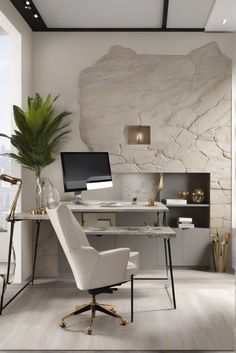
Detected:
left=0, top=174, right=22, bottom=221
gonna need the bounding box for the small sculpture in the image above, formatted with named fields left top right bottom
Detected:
left=147, top=199, right=155, bottom=207
left=192, top=188, right=205, bottom=203
left=177, top=190, right=189, bottom=199
left=156, top=175, right=163, bottom=193
left=132, top=197, right=137, bottom=205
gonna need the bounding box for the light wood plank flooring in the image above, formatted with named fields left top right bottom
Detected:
left=0, top=270, right=234, bottom=351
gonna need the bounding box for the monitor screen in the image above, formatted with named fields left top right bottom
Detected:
left=61, top=152, right=112, bottom=192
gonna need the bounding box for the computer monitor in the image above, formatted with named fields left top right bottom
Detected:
left=61, top=152, right=113, bottom=198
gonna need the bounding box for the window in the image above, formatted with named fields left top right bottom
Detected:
left=0, top=35, right=11, bottom=231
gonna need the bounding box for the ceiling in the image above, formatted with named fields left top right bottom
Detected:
left=10, top=0, right=236, bottom=32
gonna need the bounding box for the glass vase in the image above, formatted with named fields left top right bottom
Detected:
left=44, top=178, right=60, bottom=209
left=35, top=177, right=60, bottom=212
left=35, top=176, right=44, bottom=211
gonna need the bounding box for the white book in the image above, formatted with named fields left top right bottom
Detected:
left=178, top=217, right=193, bottom=223
left=178, top=223, right=195, bottom=228
left=166, top=199, right=187, bottom=205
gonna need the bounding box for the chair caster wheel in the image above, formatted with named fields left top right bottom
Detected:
left=120, top=319, right=128, bottom=326
left=60, top=321, right=66, bottom=328
left=87, top=327, right=93, bottom=335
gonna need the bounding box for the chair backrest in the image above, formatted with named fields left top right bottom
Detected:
left=47, top=203, right=98, bottom=289
left=48, top=203, right=90, bottom=249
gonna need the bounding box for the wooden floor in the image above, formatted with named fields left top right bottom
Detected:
left=0, top=269, right=234, bottom=351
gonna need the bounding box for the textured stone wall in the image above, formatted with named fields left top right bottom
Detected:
left=79, top=42, right=232, bottom=234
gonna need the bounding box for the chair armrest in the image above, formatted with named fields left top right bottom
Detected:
left=99, top=248, right=130, bottom=256
left=69, top=247, right=99, bottom=290
left=89, top=248, right=130, bottom=289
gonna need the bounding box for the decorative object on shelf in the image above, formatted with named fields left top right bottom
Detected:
left=147, top=198, right=155, bottom=207
left=177, top=190, right=189, bottom=199
left=132, top=197, right=137, bottom=205
left=156, top=175, right=163, bottom=193
left=211, top=233, right=229, bottom=272
left=165, top=198, right=187, bottom=205
left=178, top=217, right=194, bottom=229
left=0, top=93, right=71, bottom=214
left=156, top=175, right=163, bottom=201
left=191, top=188, right=205, bottom=203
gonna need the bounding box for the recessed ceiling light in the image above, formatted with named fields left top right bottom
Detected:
left=25, top=1, right=30, bottom=4
left=34, top=14, right=39, bottom=18
left=222, top=19, right=228, bottom=25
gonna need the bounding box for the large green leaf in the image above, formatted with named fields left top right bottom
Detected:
left=0, top=93, right=71, bottom=175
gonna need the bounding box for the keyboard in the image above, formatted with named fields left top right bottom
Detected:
left=99, top=202, right=123, bottom=207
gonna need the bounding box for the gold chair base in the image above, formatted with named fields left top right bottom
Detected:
left=59, top=297, right=128, bottom=335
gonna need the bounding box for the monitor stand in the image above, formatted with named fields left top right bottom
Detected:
left=73, top=192, right=102, bottom=206
left=74, top=191, right=83, bottom=204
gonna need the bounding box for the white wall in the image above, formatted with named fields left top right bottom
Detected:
left=0, top=0, right=33, bottom=281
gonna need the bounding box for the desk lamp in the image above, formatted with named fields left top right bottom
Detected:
left=0, top=174, right=22, bottom=221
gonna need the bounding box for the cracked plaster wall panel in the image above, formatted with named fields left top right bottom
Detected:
left=79, top=42, right=231, bottom=233
left=90, top=143, right=121, bottom=155
left=195, top=139, right=223, bottom=158
left=211, top=189, right=231, bottom=205
left=219, top=178, right=231, bottom=190
left=211, top=205, right=231, bottom=219
left=109, top=155, right=125, bottom=165
left=189, top=100, right=231, bottom=136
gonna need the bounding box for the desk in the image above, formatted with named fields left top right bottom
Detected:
left=0, top=202, right=176, bottom=315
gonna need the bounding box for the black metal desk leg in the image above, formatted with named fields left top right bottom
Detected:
left=164, top=238, right=169, bottom=278
left=163, top=212, right=167, bottom=226
left=31, top=220, right=41, bottom=285
left=0, top=276, right=6, bottom=315
left=0, top=220, right=15, bottom=315
left=167, top=238, right=176, bottom=309
left=6, top=220, right=15, bottom=284
left=131, top=274, right=134, bottom=322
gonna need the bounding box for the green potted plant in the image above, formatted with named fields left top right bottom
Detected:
left=0, top=93, right=71, bottom=212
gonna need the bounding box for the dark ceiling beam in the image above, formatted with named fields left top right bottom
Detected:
left=10, top=0, right=47, bottom=31
left=162, top=0, right=169, bottom=29
left=10, top=0, right=204, bottom=33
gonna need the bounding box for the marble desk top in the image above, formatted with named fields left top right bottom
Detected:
left=84, top=226, right=175, bottom=238
left=13, top=201, right=169, bottom=220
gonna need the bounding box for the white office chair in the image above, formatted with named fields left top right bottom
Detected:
left=47, top=203, right=139, bottom=334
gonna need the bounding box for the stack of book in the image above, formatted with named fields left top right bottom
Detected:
left=165, top=199, right=187, bottom=205
left=178, top=217, right=194, bottom=228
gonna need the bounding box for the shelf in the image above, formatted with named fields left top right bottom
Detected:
left=166, top=204, right=210, bottom=208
